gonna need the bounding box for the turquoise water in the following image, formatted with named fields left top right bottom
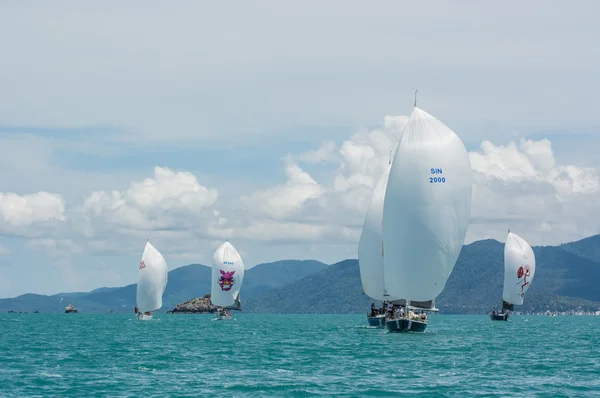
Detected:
left=1, top=313, right=599, bottom=397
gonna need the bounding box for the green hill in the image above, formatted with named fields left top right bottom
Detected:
left=2, top=235, right=600, bottom=314
left=0, top=259, right=327, bottom=313
left=245, top=235, right=600, bottom=314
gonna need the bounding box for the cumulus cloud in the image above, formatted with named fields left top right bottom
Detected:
left=0, top=192, right=65, bottom=225
left=80, top=166, right=219, bottom=232
left=0, top=191, right=66, bottom=236
left=3, top=113, right=600, bottom=297
left=228, top=115, right=410, bottom=244
left=468, top=138, right=600, bottom=244
left=237, top=116, right=599, bottom=247
left=295, top=140, right=338, bottom=164
left=240, top=158, right=323, bottom=220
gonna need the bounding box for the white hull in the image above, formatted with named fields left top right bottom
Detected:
left=215, top=315, right=233, bottom=321
left=136, top=312, right=153, bottom=320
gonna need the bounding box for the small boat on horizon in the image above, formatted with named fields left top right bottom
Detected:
left=65, top=304, right=78, bottom=313
left=210, top=240, right=245, bottom=321
left=491, top=230, right=536, bottom=321
left=135, top=240, right=168, bottom=321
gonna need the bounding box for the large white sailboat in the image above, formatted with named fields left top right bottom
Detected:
left=491, top=231, right=536, bottom=321
left=210, top=241, right=245, bottom=320
left=135, top=241, right=168, bottom=320
left=382, top=102, right=472, bottom=332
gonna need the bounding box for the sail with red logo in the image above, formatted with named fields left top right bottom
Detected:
left=502, top=231, right=536, bottom=309
left=136, top=241, right=169, bottom=320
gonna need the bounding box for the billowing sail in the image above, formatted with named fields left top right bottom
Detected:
left=225, top=294, right=242, bottom=310
left=358, top=164, right=399, bottom=301
left=136, top=242, right=169, bottom=313
left=211, top=241, right=245, bottom=307
left=383, top=107, right=472, bottom=301
left=502, top=232, right=536, bottom=306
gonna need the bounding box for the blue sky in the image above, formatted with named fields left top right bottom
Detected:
left=1, top=0, right=599, bottom=297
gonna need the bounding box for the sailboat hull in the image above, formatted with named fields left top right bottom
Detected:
left=136, top=312, right=153, bottom=321
left=490, top=313, right=509, bottom=321
left=215, top=315, right=233, bottom=321
left=367, top=315, right=386, bottom=328
left=385, top=318, right=427, bottom=333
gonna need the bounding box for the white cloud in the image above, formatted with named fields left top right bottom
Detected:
left=468, top=139, right=600, bottom=244
left=0, top=192, right=66, bottom=236
left=79, top=166, right=219, bottom=233
left=240, top=158, right=323, bottom=220
left=295, top=141, right=338, bottom=164
left=1, top=113, right=599, bottom=297
left=238, top=118, right=600, bottom=248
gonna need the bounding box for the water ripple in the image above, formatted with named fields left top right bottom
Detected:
left=1, top=313, right=599, bottom=396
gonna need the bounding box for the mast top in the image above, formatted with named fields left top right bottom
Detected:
left=414, top=89, right=418, bottom=108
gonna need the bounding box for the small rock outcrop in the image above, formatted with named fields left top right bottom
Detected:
left=167, top=294, right=217, bottom=314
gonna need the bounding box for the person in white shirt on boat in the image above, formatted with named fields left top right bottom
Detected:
left=387, top=303, right=393, bottom=318
left=399, top=307, right=405, bottom=318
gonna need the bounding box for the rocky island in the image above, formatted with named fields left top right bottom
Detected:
left=167, top=294, right=218, bottom=314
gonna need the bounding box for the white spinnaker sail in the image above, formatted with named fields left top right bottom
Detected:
left=383, top=106, right=472, bottom=301
left=358, top=164, right=399, bottom=302
left=136, top=242, right=169, bottom=313
left=211, top=241, right=245, bottom=307
left=503, top=232, right=536, bottom=305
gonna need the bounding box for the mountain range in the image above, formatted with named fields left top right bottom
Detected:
left=2, top=235, right=600, bottom=314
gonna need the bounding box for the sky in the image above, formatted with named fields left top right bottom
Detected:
left=1, top=1, right=599, bottom=297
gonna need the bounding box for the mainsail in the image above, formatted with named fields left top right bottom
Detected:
left=211, top=241, right=245, bottom=307
left=358, top=164, right=398, bottom=302
left=383, top=106, right=472, bottom=301
left=502, top=232, right=536, bottom=307
left=136, top=241, right=169, bottom=313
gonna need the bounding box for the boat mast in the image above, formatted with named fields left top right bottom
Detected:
left=414, top=90, right=418, bottom=108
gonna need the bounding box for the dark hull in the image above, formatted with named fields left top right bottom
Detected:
left=385, top=318, right=427, bottom=333
left=490, top=313, right=509, bottom=321
left=367, top=315, right=386, bottom=328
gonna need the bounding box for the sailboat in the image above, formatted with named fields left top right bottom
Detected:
left=210, top=241, right=245, bottom=320
left=491, top=231, right=536, bottom=321
left=382, top=100, right=472, bottom=333
left=135, top=241, right=168, bottom=320
left=358, top=160, right=400, bottom=327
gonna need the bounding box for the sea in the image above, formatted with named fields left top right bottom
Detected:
left=1, top=313, right=599, bottom=397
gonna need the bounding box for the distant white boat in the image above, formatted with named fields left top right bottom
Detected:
left=135, top=241, right=168, bottom=321
left=210, top=241, right=245, bottom=320
left=382, top=103, right=472, bottom=332
left=491, top=231, right=536, bottom=321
